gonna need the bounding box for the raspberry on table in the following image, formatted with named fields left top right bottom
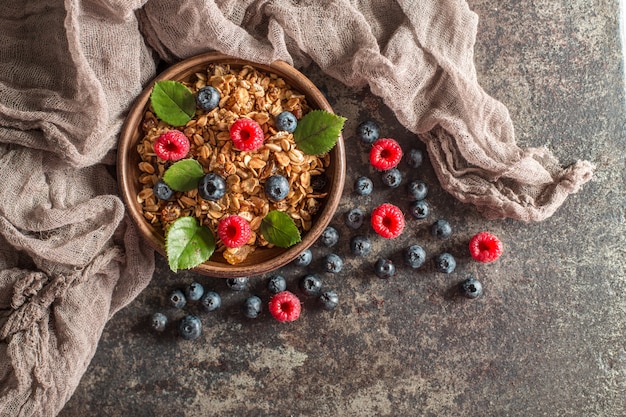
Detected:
left=369, top=138, right=403, bottom=170
left=269, top=291, right=302, bottom=322
left=229, top=118, right=265, bottom=151
left=469, top=231, right=503, bottom=263
left=371, top=203, right=405, bottom=239
left=218, top=215, right=251, bottom=248
left=153, top=130, right=190, bottom=161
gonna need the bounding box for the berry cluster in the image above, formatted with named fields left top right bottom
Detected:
left=151, top=113, right=507, bottom=340
left=150, top=280, right=223, bottom=340
left=349, top=119, right=504, bottom=298
left=150, top=262, right=341, bottom=339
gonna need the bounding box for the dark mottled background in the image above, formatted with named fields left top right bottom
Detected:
left=60, top=1, right=625, bottom=416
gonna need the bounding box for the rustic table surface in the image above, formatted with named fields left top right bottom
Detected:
left=60, top=1, right=625, bottom=416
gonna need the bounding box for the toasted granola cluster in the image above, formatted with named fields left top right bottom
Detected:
left=135, top=64, right=330, bottom=263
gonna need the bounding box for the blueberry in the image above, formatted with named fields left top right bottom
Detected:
left=310, top=174, right=328, bottom=191
left=407, top=180, right=428, bottom=201
left=381, top=168, right=402, bottom=188
left=153, top=180, right=174, bottom=201
left=196, top=85, right=220, bottom=111
left=275, top=111, right=298, bottom=133
left=409, top=200, right=430, bottom=219
left=198, top=172, right=226, bottom=201
left=185, top=281, right=205, bottom=302
left=405, top=245, right=426, bottom=269
left=150, top=312, right=168, bottom=332
left=431, top=219, right=452, bottom=239
left=323, top=253, right=343, bottom=274
left=354, top=176, right=373, bottom=196
left=461, top=277, right=483, bottom=299
left=168, top=289, right=187, bottom=309
left=319, top=226, right=339, bottom=247
left=374, top=258, right=395, bottom=279
left=319, top=290, right=339, bottom=310
left=299, top=274, right=323, bottom=296
left=243, top=296, right=263, bottom=319
left=178, top=315, right=202, bottom=340
left=356, top=120, right=380, bottom=144
left=226, top=277, right=248, bottom=291
left=264, top=175, right=290, bottom=202
left=345, top=207, right=364, bottom=229
left=267, top=275, right=287, bottom=294
left=293, top=249, right=312, bottom=267
left=350, top=235, right=372, bottom=256
left=406, top=148, right=424, bottom=168
left=434, top=252, right=456, bottom=273
left=200, top=291, right=221, bottom=311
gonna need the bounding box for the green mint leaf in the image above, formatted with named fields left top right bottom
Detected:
left=260, top=210, right=302, bottom=248
left=293, top=109, right=346, bottom=155
left=166, top=216, right=215, bottom=272
left=150, top=80, right=196, bottom=126
left=163, top=159, right=204, bottom=191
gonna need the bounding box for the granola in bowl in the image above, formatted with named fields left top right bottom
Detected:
left=117, top=53, right=346, bottom=277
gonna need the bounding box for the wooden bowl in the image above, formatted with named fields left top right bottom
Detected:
left=117, top=52, right=346, bottom=278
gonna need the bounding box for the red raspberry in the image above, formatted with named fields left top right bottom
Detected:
left=153, top=130, right=190, bottom=161
left=469, top=231, right=503, bottom=263
left=369, top=138, right=403, bottom=170
left=268, top=291, right=301, bottom=322
left=229, top=118, right=265, bottom=151
left=371, top=203, right=405, bottom=239
left=217, top=215, right=252, bottom=248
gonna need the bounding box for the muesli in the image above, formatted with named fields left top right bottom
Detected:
left=135, top=63, right=338, bottom=266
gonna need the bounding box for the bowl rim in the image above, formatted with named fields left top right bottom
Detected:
left=117, top=52, right=346, bottom=278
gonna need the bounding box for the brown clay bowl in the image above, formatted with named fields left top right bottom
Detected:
left=117, top=52, right=346, bottom=278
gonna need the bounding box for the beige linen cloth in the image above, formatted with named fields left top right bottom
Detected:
left=0, top=0, right=593, bottom=415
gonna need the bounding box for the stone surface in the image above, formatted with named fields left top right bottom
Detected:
left=60, top=1, right=625, bottom=416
